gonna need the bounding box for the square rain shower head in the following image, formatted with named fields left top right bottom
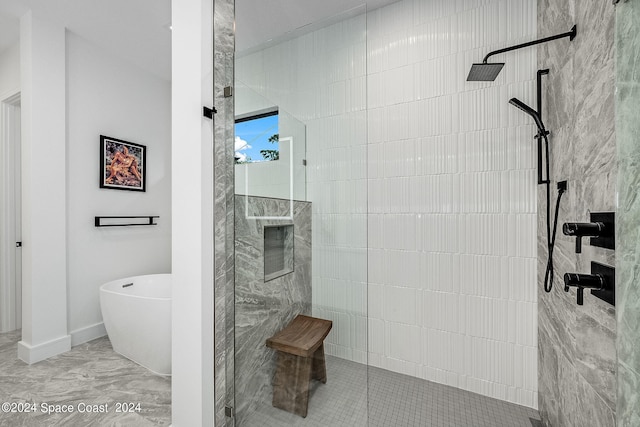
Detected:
left=466, top=63, right=505, bottom=81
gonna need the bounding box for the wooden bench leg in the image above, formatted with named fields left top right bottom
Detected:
left=311, top=343, right=327, bottom=384
left=272, top=351, right=312, bottom=417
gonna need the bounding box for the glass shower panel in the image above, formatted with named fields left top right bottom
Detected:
left=234, top=80, right=307, bottom=210
left=232, top=99, right=310, bottom=426
left=232, top=4, right=368, bottom=426
left=615, top=1, right=640, bottom=421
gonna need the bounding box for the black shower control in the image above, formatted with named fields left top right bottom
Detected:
left=563, top=212, right=614, bottom=253
left=563, top=273, right=604, bottom=289
left=563, top=222, right=605, bottom=253
left=562, top=222, right=604, bottom=236
left=564, top=273, right=604, bottom=305
left=563, top=262, right=615, bottom=306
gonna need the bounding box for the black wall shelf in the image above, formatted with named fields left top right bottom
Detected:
left=95, top=216, right=159, bottom=227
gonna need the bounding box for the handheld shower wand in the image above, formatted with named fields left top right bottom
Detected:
left=509, top=97, right=550, bottom=186
left=508, top=98, right=547, bottom=136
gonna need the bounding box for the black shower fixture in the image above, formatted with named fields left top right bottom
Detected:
left=508, top=70, right=564, bottom=295
left=563, top=222, right=605, bottom=253
left=564, top=272, right=606, bottom=306
left=465, top=26, right=578, bottom=296
left=564, top=262, right=615, bottom=306
left=467, top=63, right=505, bottom=82
left=509, top=94, right=550, bottom=186
left=508, top=98, right=547, bottom=137
left=508, top=70, right=551, bottom=187
left=563, top=212, right=615, bottom=253
left=467, top=25, right=577, bottom=81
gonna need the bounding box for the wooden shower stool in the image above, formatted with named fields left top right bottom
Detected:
left=266, top=314, right=333, bottom=418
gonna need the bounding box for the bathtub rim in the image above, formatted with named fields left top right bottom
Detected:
left=99, top=273, right=171, bottom=301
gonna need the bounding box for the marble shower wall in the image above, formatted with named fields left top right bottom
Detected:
left=615, top=1, right=640, bottom=425
left=213, top=0, right=235, bottom=425
left=537, top=1, right=617, bottom=426
left=234, top=195, right=312, bottom=425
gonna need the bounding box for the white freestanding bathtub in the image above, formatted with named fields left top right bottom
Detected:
left=99, top=274, right=171, bottom=376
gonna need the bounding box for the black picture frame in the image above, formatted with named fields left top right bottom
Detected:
left=100, top=135, right=146, bottom=192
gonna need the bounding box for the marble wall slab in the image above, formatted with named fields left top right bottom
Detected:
left=234, top=195, right=312, bottom=425
left=615, top=1, right=640, bottom=425
left=537, top=0, right=617, bottom=426
left=213, top=0, right=235, bottom=425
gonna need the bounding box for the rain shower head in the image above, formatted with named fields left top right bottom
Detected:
left=509, top=97, right=546, bottom=134
left=466, top=63, right=505, bottom=81
left=467, top=25, right=576, bottom=83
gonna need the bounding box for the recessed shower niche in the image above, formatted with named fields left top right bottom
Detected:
left=264, top=224, right=294, bottom=282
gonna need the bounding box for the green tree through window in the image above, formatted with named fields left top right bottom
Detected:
left=260, top=134, right=279, bottom=161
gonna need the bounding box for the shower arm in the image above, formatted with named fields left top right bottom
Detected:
left=481, top=25, right=577, bottom=64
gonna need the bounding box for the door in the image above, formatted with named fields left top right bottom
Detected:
left=13, top=98, right=21, bottom=330
left=0, top=93, right=21, bottom=332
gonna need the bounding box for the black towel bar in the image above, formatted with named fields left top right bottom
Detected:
left=94, top=216, right=159, bottom=227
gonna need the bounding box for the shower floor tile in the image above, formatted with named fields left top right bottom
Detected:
left=0, top=329, right=542, bottom=427
left=240, top=355, right=542, bottom=427
left=0, top=330, right=170, bottom=426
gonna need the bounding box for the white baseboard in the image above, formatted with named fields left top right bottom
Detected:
left=70, top=322, right=107, bottom=346
left=18, top=335, right=71, bottom=364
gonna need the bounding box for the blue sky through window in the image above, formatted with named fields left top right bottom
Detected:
left=235, top=114, right=278, bottom=163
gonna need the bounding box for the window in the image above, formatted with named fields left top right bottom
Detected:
left=235, top=109, right=279, bottom=164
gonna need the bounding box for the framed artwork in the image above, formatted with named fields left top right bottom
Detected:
left=100, top=135, right=146, bottom=192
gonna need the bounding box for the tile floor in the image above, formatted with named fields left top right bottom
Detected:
left=0, top=331, right=542, bottom=427
left=0, top=330, right=171, bottom=426
left=367, top=366, right=542, bottom=427
left=239, top=355, right=369, bottom=426
left=239, top=355, right=542, bottom=427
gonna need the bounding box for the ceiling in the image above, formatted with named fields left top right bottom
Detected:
left=0, top=0, right=401, bottom=81
left=0, top=0, right=171, bottom=81
left=236, top=0, right=401, bottom=53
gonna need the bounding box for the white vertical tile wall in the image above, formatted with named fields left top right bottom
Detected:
left=366, top=0, right=538, bottom=409
left=237, top=12, right=370, bottom=366
left=236, top=0, right=538, bottom=410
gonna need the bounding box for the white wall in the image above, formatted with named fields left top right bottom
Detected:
left=0, top=43, right=20, bottom=98
left=18, top=10, right=70, bottom=363
left=66, top=31, right=172, bottom=344
left=13, top=2, right=208, bottom=423
left=366, top=0, right=538, bottom=408
left=171, top=0, right=215, bottom=424
left=237, top=0, right=538, bottom=408
left=15, top=10, right=173, bottom=361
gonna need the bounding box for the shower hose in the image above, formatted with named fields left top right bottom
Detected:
left=542, top=133, right=566, bottom=293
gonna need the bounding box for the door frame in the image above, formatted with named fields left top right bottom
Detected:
left=0, top=91, right=22, bottom=333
